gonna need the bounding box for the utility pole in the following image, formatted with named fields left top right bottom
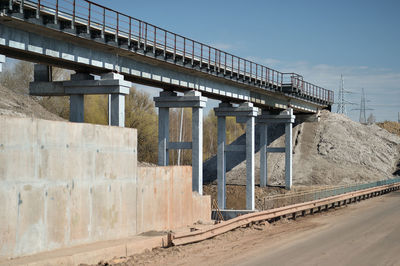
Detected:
left=177, top=108, right=184, bottom=165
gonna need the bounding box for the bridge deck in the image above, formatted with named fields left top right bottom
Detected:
left=0, top=0, right=334, bottom=112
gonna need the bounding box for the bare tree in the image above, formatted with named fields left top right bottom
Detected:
left=0, top=60, right=33, bottom=94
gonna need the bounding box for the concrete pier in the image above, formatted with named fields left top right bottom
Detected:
left=29, top=68, right=131, bottom=127
left=257, top=109, right=295, bottom=189
left=154, top=90, right=207, bottom=194
left=0, top=55, right=5, bottom=72
left=215, top=102, right=258, bottom=210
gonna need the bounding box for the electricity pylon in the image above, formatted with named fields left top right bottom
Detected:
left=352, top=88, right=374, bottom=124
left=336, top=75, right=355, bottom=115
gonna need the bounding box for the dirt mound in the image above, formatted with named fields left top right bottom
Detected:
left=226, top=111, right=400, bottom=187
left=377, top=121, right=400, bottom=137
left=0, top=86, right=63, bottom=121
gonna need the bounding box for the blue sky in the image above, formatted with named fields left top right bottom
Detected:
left=92, top=0, right=399, bottom=122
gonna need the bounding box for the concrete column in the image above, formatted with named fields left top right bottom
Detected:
left=154, top=90, right=206, bottom=193
left=110, top=94, right=125, bottom=127
left=285, top=110, right=293, bottom=190
left=246, top=116, right=255, bottom=210
left=192, top=107, right=203, bottom=194
left=217, top=116, right=226, bottom=209
left=69, top=94, right=84, bottom=122
left=158, top=107, right=169, bottom=166
left=0, top=55, right=5, bottom=72
left=260, top=123, right=268, bottom=187
left=108, top=94, right=111, bottom=126
left=33, top=64, right=52, bottom=82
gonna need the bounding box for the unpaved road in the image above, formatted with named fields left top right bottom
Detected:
left=106, top=191, right=400, bottom=266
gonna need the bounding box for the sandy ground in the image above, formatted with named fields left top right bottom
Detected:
left=99, top=191, right=400, bottom=266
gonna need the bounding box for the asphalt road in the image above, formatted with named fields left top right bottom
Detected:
left=232, top=191, right=400, bottom=266
left=111, top=190, right=400, bottom=266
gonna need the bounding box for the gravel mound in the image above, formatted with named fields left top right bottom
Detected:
left=226, top=110, right=400, bottom=186
left=0, top=85, right=63, bottom=121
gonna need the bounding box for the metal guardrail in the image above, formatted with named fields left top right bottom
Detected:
left=172, top=182, right=400, bottom=246
left=262, top=178, right=400, bottom=210
left=7, top=0, right=334, bottom=104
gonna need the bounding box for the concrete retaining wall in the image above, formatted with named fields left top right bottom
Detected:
left=0, top=117, right=210, bottom=260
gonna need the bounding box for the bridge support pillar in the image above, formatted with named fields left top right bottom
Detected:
left=0, top=55, right=5, bottom=72
left=154, top=90, right=207, bottom=194
left=70, top=94, right=84, bottom=122
left=257, top=108, right=295, bottom=190
left=30, top=68, right=131, bottom=127
left=214, top=102, right=258, bottom=210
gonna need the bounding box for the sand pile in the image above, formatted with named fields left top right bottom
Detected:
left=0, top=85, right=63, bottom=121
left=225, top=110, right=400, bottom=186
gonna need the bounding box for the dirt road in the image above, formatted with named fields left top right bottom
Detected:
left=105, top=191, right=400, bottom=266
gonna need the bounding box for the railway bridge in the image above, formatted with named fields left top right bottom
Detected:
left=0, top=0, right=334, bottom=210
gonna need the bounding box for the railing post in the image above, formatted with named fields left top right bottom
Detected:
left=200, top=43, right=203, bottom=68
left=208, top=47, right=210, bottom=70
left=191, top=40, right=194, bottom=66
left=200, top=44, right=203, bottom=68
left=144, top=23, right=147, bottom=51
left=128, top=17, right=131, bottom=47
left=138, top=21, right=142, bottom=48
left=183, top=38, right=186, bottom=64
left=87, top=2, right=91, bottom=35
left=255, top=64, right=258, bottom=84
left=54, top=0, right=58, bottom=24
left=19, top=0, right=23, bottom=13
left=238, top=58, right=240, bottom=78
left=218, top=50, right=221, bottom=72
left=101, top=8, right=105, bottom=39
left=115, top=12, right=119, bottom=43
left=231, top=56, right=234, bottom=78
left=224, top=53, right=227, bottom=75
left=173, top=34, right=176, bottom=61
left=36, top=0, right=40, bottom=19
left=71, top=0, right=75, bottom=30
left=153, top=27, right=156, bottom=54
left=244, top=60, right=246, bottom=80
left=215, top=49, right=218, bottom=72
left=163, top=31, right=167, bottom=58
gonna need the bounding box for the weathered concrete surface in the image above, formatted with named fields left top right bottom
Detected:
left=3, top=235, right=168, bottom=266
left=137, top=166, right=211, bottom=233
left=0, top=117, right=211, bottom=261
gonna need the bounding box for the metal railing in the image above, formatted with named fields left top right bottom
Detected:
left=9, top=0, right=334, bottom=104
left=262, top=178, right=400, bottom=210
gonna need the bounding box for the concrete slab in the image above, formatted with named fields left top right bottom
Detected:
left=1, top=235, right=168, bottom=266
